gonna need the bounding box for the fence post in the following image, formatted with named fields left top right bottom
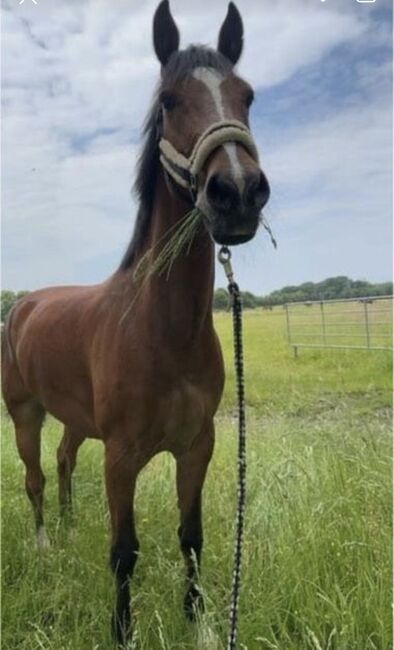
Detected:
left=320, top=301, right=326, bottom=346
left=363, top=300, right=371, bottom=348
left=285, top=304, right=291, bottom=345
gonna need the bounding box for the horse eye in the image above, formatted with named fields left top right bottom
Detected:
left=160, top=91, right=177, bottom=111
left=245, top=90, right=255, bottom=108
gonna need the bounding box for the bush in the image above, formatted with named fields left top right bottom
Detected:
left=1, top=290, right=29, bottom=323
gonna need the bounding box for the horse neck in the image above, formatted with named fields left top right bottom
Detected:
left=128, top=172, right=215, bottom=344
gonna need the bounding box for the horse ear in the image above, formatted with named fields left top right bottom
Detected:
left=153, top=0, right=180, bottom=66
left=217, top=2, right=243, bottom=66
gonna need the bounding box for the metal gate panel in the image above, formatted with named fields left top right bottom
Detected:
left=284, top=296, right=393, bottom=356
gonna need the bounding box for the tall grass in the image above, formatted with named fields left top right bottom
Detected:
left=2, top=310, right=392, bottom=650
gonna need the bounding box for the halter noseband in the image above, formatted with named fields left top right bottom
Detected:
left=158, top=120, right=259, bottom=201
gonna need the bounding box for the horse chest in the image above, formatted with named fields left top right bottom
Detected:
left=156, top=381, right=208, bottom=455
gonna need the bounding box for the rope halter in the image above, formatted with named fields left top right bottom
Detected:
left=159, top=119, right=259, bottom=201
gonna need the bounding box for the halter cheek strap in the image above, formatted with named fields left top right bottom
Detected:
left=159, top=119, right=259, bottom=201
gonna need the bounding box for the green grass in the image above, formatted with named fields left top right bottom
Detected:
left=2, top=309, right=392, bottom=650
left=216, top=309, right=392, bottom=414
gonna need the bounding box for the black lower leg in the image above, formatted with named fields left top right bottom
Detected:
left=110, top=529, right=139, bottom=645
left=58, top=457, right=72, bottom=517
left=178, top=495, right=204, bottom=620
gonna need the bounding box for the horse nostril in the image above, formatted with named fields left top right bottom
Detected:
left=206, top=173, right=240, bottom=213
left=244, top=171, right=270, bottom=210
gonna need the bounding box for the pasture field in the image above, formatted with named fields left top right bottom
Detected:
left=2, top=308, right=392, bottom=650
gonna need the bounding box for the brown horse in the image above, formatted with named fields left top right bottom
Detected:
left=2, top=1, right=269, bottom=643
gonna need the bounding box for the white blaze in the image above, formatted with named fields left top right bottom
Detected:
left=223, top=143, right=245, bottom=193
left=192, top=67, right=245, bottom=193
left=193, top=67, right=225, bottom=117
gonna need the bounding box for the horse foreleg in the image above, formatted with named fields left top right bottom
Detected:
left=176, top=421, right=214, bottom=621
left=57, top=426, right=85, bottom=518
left=105, top=441, right=139, bottom=645
left=13, top=400, right=49, bottom=550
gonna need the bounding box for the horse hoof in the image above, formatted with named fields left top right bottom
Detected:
left=36, top=526, right=51, bottom=551
left=111, top=611, right=132, bottom=647
left=184, top=584, right=204, bottom=622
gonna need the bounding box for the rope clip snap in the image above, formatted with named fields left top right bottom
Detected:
left=218, top=246, right=234, bottom=284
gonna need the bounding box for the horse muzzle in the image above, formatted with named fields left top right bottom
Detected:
left=199, top=169, right=270, bottom=246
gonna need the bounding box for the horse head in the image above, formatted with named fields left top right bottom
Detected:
left=153, top=0, right=270, bottom=246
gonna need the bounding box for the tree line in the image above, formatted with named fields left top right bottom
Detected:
left=1, top=291, right=29, bottom=323
left=1, top=277, right=392, bottom=321
left=213, top=276, right=392, bottom=310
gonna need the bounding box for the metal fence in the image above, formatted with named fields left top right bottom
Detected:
left=284, top=295, right=393, bottom=356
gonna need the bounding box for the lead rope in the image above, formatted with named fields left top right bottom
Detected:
left=218, top=246, right=246, bottom=650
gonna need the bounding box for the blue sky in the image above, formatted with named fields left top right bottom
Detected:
left=2, top=0, right=392, bottom=295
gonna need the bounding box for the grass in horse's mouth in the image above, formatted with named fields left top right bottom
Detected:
left=119, top=209, right=276, bottom=323
left=133, top=208, right=278, bottom=289
left=260, top=213, right=278, bottom=249
left=134, top=208, right=204, bottom=283
left=119, top=209, right=204, bottom=324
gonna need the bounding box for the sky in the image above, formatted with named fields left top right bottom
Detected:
left=1, top=0, right=393, bottom=295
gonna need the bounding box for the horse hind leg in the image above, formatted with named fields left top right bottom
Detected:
left=12, top=400, right=49, bottom=550
left=57, top=426, right=85, bottom=519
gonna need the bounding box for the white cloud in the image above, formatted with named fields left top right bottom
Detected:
left=233, top=78, right=392, bottom=293
left=240, top=4, right=367, bottom=88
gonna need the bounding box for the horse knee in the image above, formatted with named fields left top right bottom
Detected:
left=110, top=538, right=140, bottom=582
left=25, top=469, right=45, bottom=500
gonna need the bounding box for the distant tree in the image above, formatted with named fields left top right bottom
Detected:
left=258, top=277, right=393, bottom=306
left=241, top=291, right=257, bottom=309
left=213, top=288, right=229, bottom=311
left=1, top=290, right=29, bottom=323
left=375, top=282, right=393, bottom=297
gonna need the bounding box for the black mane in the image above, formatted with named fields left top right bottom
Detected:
left=119, top=45, right=232, bottom=270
